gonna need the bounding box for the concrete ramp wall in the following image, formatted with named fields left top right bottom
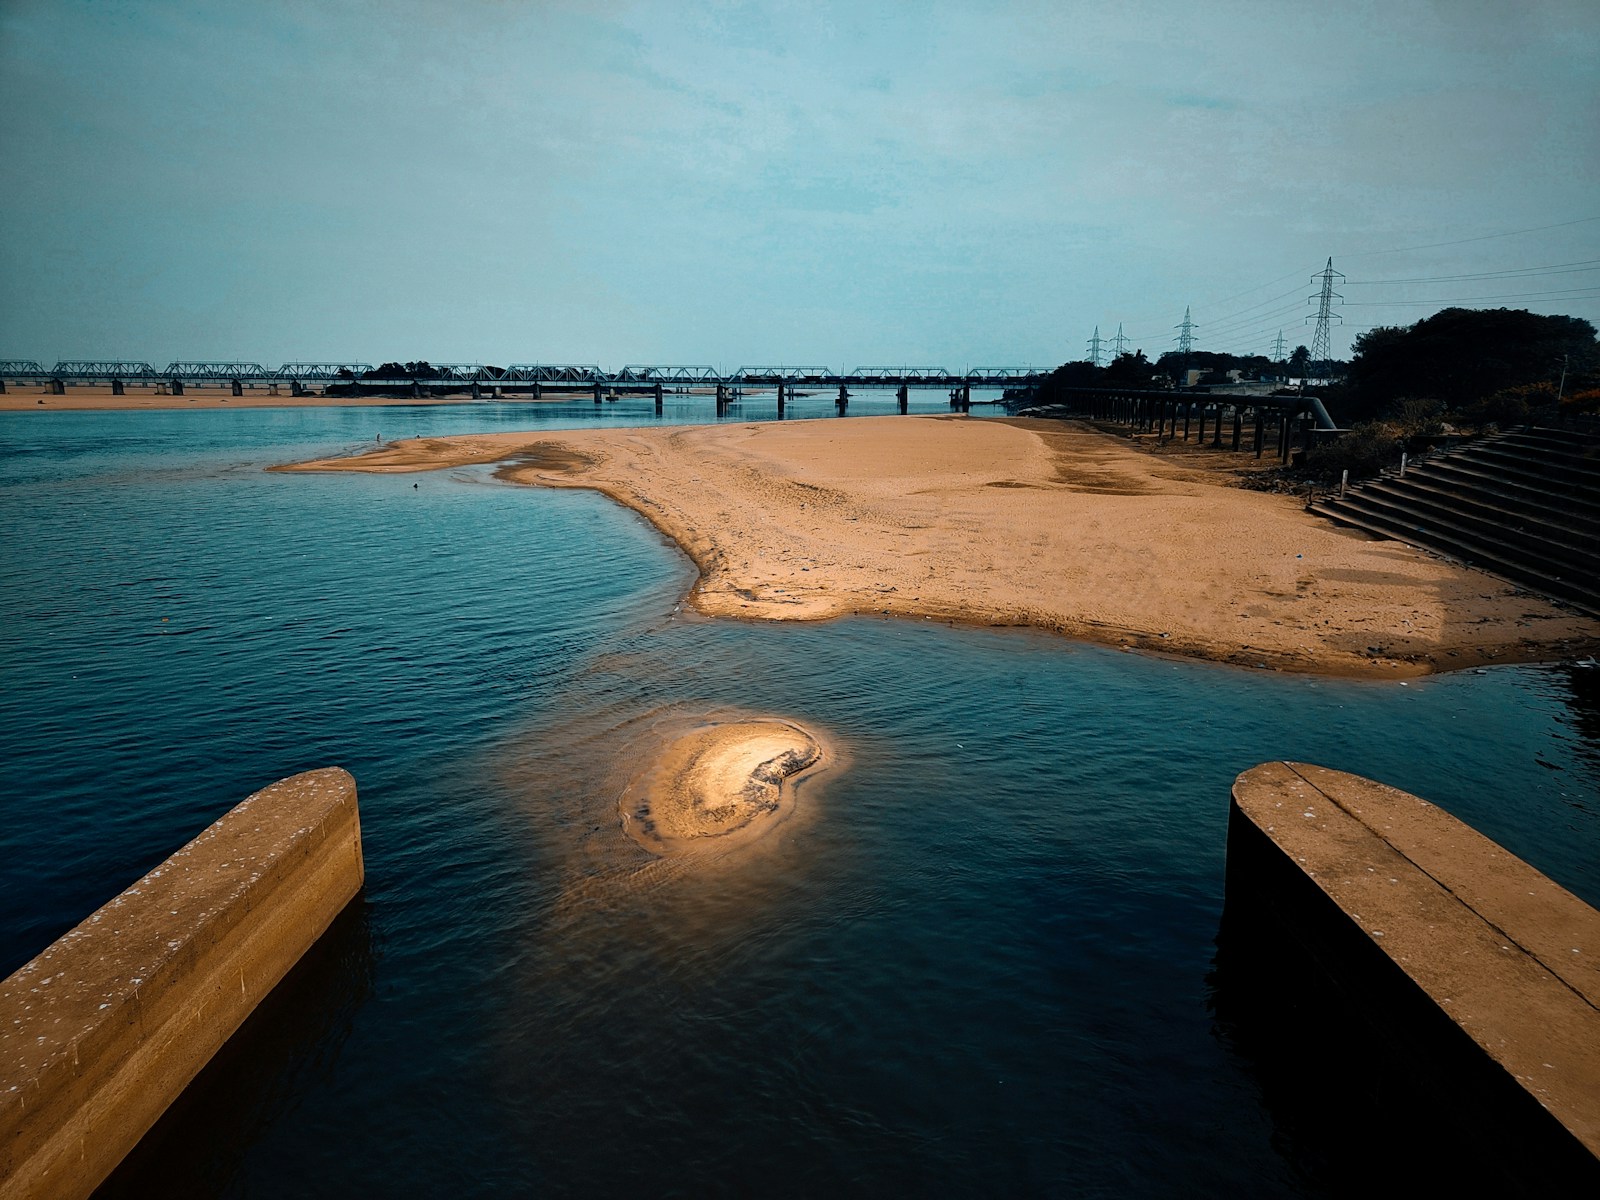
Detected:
left=1226, top=761, right=1599, bottom=1190
left=0, top=768, right=364, bottom=1200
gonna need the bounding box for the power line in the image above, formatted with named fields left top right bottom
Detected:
left=1337, top=215, right=1600, bottom=260
left=1344, top=258, right=1600, bottom=285
left=1344, top=286, right=1600, bottom=306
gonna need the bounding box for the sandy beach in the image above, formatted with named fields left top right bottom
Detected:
left=282, top=414, right=1598, bottom=677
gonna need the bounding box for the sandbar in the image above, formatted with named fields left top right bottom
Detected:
left=620, top=718, right=826, bottom=854
left=281, top=415, right=1600, bottom=677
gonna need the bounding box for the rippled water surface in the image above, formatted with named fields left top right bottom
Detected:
left=2, top=400, right=1596, bottom=1197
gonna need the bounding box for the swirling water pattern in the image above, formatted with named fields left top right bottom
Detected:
left=1, top=400, right=1595, bottom=1197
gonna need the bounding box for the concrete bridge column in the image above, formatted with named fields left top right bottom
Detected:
left=594, top=381, right=603, bottom=404
left=531, top=381, right=541, bottom=400
left=111, top=379, right=125, bottom=396
left=654, top=382, right=664, bottom=415
left=291, top=379, right=306, bottom=397
left=51, top=378, right=66, bottom=395
left=0, top=379, right=6, bottom=394
left=1254, top=409, right=1265, bottom=458
left=1232, top=408, right=1243, bottom=451
left=1213, top=406, right=1224, bottom=447
left=717, top=383, right=728, bottom=416
left=410, top=380, right=423, bottom=399
left=231, top=379, right=243, bottom=397
left=897, top=383, right=908, bottom=414
left=837, top=383, right=849, bottom=415
left=1197, top=403, right=1207, bottom=444
left=470, top=381, right=481, bottom=400
left=1182, top=402, right=1191, bottom=440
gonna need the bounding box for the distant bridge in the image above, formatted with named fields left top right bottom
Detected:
left=0, top=360, right=1043, bottom=412
left=0, top=359, right=1043, bottom=390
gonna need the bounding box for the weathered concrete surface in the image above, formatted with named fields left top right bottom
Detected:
left=1228, top=762, right=1599, bottom=1183
left=0, top=768, right=363, bottom=1200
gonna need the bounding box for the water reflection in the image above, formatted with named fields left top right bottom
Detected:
left=96, top=899, right=377, bottom=1199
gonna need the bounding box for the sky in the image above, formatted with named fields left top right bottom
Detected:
left=1, top=0, right=1596, bottom=373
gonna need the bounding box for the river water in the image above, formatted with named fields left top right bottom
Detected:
left=2, top=394, right=1596, bottom=1197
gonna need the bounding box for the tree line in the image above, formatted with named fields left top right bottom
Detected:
left=1034, top=306, right=1599, bottom=428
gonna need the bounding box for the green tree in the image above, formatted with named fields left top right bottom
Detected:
left=1346, top=307, right=1597, bottom=413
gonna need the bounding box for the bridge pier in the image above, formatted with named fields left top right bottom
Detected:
left=836, top=383, right=849, bottom=415
left=1254, top=409, right=1265, bottom=458
left=0, top=379, right=6, bottom=395
left=531, top=382, right=541, bottom=400
left=1213, top=405, right=1225, bottom=447
left=291, top=379, right=306, bottom=397
left=775, top=381, right=786, bottom=418
left=593, top=381, right=603, bottom=404
left=1197, top=403, right=1207, bottom=444
left=51, top=378, right=66, bottom=395
left=470, top=381, right=482, bottom=400
left=716, top=383, right=729, bottom=416
left=410, top=380, right=422, bottom=399
left=111, top=379, right=125, bottom=396
left=230, top=379, right=243, bottom=397
left=654, top=382, right=664, bottom=415
left=1232, top=408, right=1243, bottom=451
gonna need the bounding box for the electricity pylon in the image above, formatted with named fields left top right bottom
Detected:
left=1087, top=325, right=1105, bottom=367
left=1271, top=329, right=1287, bottom=361
left=1307, top=258, right=1345, bottom=376
left=1175, top=306, right=1197, bottom=355
left=1109, top=323, right=1129, bottom=358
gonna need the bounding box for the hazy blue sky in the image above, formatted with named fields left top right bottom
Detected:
left=2, top=0, right=1596, bottom=370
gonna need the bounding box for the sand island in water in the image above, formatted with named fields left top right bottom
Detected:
left=621, top=718, right=827, bottom=855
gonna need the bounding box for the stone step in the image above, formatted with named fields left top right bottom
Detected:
left=1322, top=490, right=1600, bottom=587
left=1309, top=501, right=1598, bottom=616
left=1359, top=479, right=1600, bottom=558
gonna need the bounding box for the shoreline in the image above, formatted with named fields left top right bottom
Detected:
left=278, top=415, right=1600, bottom=679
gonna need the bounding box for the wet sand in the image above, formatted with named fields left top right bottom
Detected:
left=620, top=718, right=827, bottom=854
left=282, top=415, right=1600, bottom=677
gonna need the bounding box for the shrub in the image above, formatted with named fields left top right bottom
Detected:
left=1303, top=421, right=1401, bottom=483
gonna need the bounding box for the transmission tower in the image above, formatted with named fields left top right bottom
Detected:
left=1087, top=325, right=1105, bottom=367
left=1307, top=257, right=1345, bottom=376
left=1174, top=306, right=1198, bottom=379
left=1109, top=323, right=1129, bottom=358
left=1174, top=306, right=1197, bottom=354
left=1271, top=329, right=1287, bottom=361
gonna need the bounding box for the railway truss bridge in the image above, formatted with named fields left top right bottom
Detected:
left=0, top=361, right=1045, bottom=413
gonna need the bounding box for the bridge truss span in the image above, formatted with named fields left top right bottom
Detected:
left=53, top=361, right=161, bottom=382
left=274, top=363, right=374, bottom=381
left=161, top=362, right=272, bottom=382
left=615, top=365, right=721, bottom=383
left=503, top=364, right=603, bottom=384
left=728, top=366, right=837, bottom=385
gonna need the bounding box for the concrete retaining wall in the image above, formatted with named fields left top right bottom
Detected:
left=0, top=768, right=364, bottom=1200
left=1225, top=761, right=1599, bottom=1191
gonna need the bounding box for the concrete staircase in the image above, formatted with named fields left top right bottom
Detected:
left=1309, top=426, right=1600, bottom=616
